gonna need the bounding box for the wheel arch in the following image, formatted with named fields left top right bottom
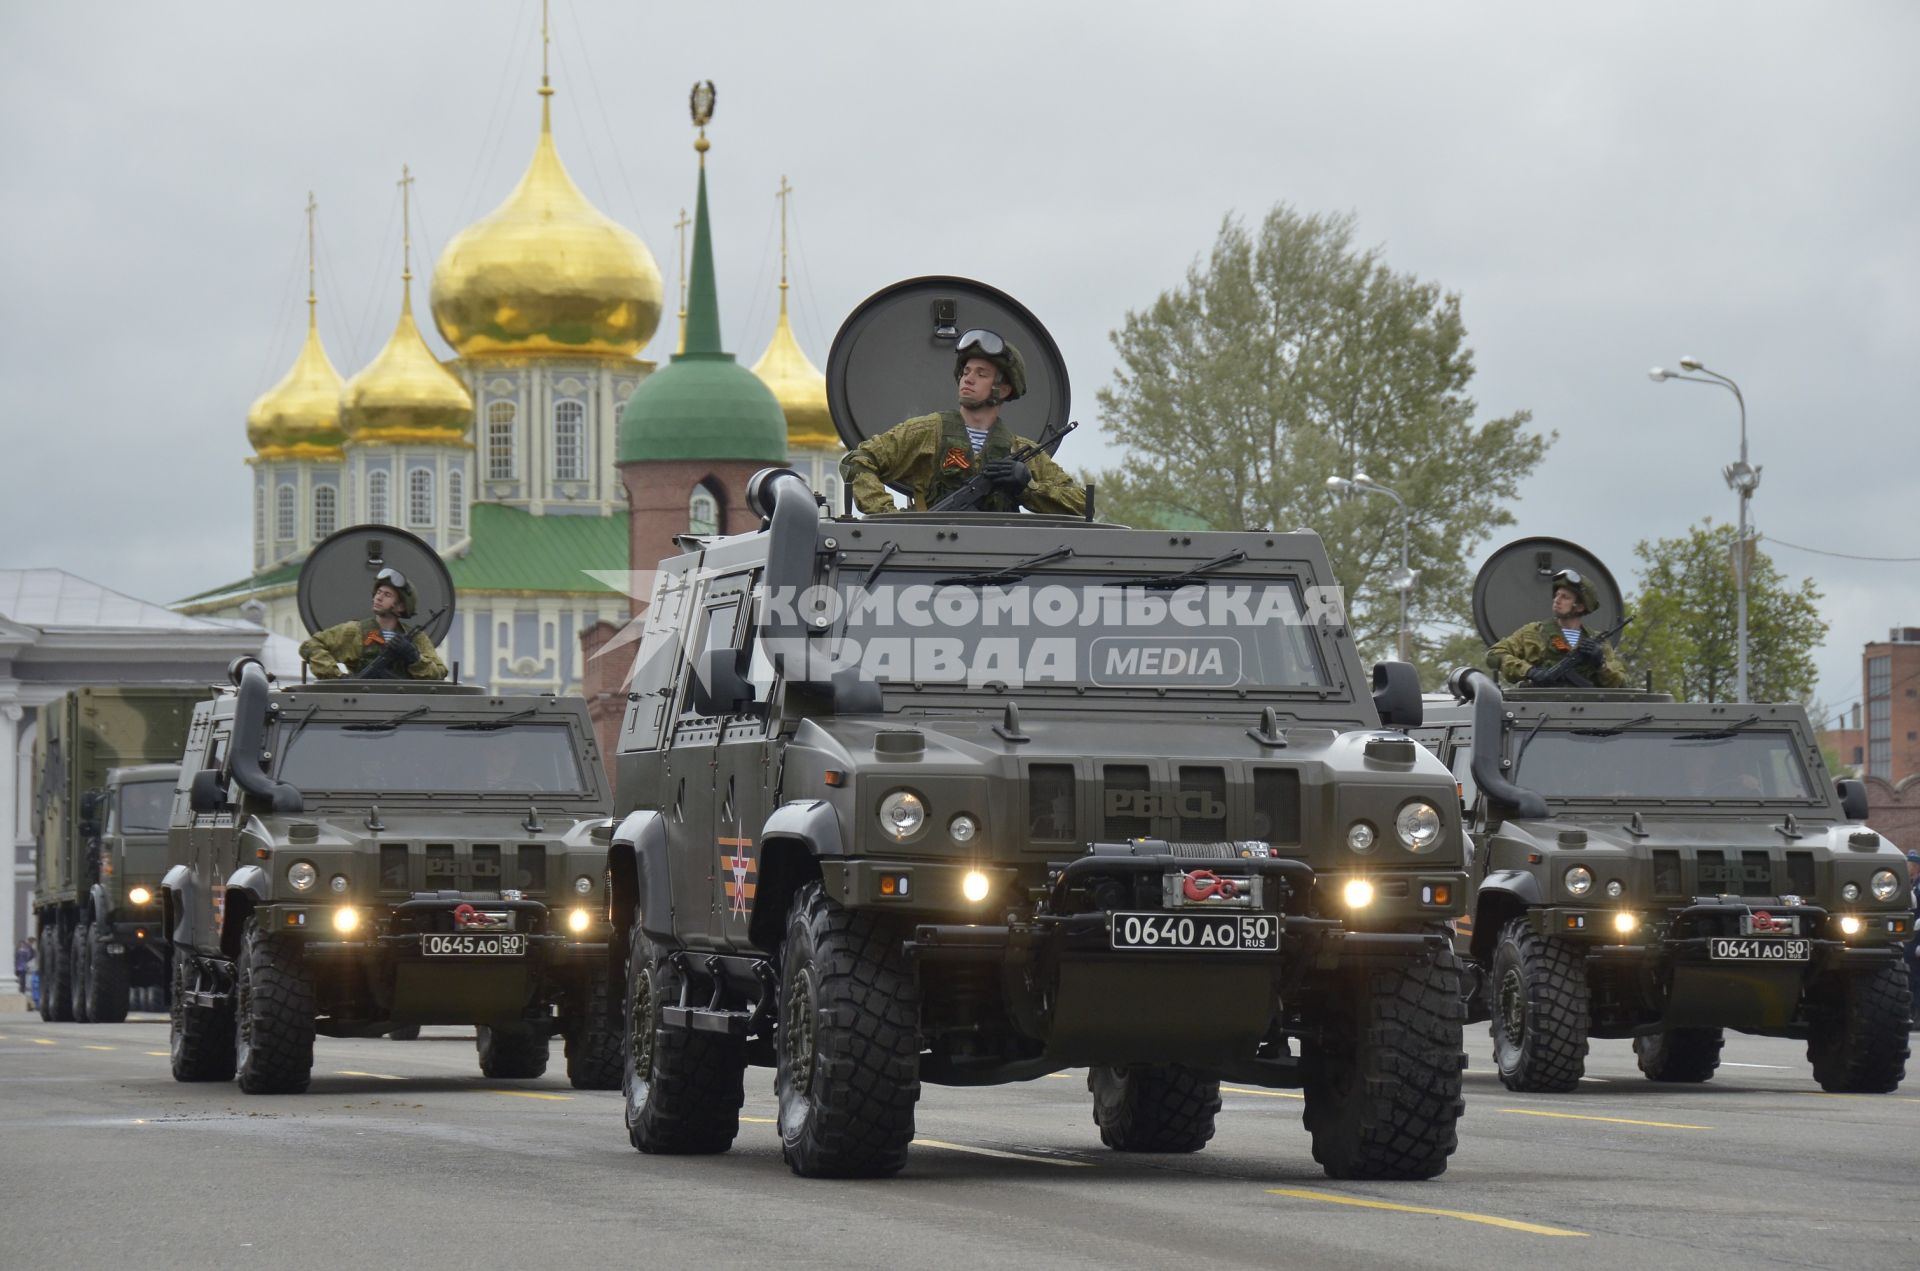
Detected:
left=1471, top=874, right=1539, bottom=964
left=750, top=836, right=824, bottom=953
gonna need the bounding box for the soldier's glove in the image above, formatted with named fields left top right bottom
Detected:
left=984, top=458, right=1031, bottom=492
left=388, top=635, right=421, bottom=666
left=1573, top=639, right=1604, bottom=668
left=1524, top=665, right=1557, bottom=686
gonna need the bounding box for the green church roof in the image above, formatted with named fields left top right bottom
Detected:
left=618, top=147, right=787, bottom=465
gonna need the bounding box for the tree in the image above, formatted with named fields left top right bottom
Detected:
left=1092, top=205, right=1550, bottom=675
left=1617, top=521, right=1826, bottom=703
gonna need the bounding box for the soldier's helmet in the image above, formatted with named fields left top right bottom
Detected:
left=952, top=328, right=1026, bottom=402
left=372, top=567, right=419, bottom=619
left=1550, top=568, right=1600, bottom=616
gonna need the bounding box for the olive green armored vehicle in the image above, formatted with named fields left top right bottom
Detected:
left=32, top=687, right=198, bottom=1023
left=1418, top=539, right=1910, bottom=1093
left=161, top=527, right=619, bottom=1093
left=605, top=278, right=1470, bottom=1181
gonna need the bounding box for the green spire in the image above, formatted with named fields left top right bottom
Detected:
left=681, top=160, right=724, bottom=358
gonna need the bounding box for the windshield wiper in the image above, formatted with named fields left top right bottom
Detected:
left=1571, top=713, right=1656, bottom=738
left=1510, top=713, right=1552, bottom=779
left=449, top=708, right=542, bottom=732
left=1676, top=714, right=1763, bottom=741
left=860, top=541, right=900, bottom=589
left=343, top=706, right=429, bottom=733
left=935, top=545, right=1074, bottom=587
left=1111, top=549, right=1249, bottom=590
left=274, top=704, right=320, bottom=776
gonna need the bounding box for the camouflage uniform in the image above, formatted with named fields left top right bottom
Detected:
left=841, top=411, right=1086, bottom=516
left=1486, top=620, right=1626, bottom=688
left=300, top=619, right=448, bottom=681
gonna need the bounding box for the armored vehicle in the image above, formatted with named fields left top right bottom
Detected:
left=32, top=687, right=199, bottom=1024
left=606, top=278, right=1469, bottom=1180
left=161, top=526, right=619, bottom=1093
left=1420, top=539, right=1911, bottom=1093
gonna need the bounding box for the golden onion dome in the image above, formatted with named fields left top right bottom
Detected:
left=430, top=92, right=663, bottom=359
left=751, top=295, right=835, bottom=449
left=247, top=302, right=345, bottom=459
left=342, top=281, right=473, bottom=445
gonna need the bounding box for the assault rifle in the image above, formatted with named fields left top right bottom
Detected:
left=1529, top=612, right=1634, bottom=689
left=929, top=418, right=1078, bottom=512
left=352, top=605, right=447, bottom=681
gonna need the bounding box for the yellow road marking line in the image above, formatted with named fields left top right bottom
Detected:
left=913, top=1138, right=1093, bottom=1167
left=488, top=1089, right=571, bottom=1101
left=145, top=1051, right=169, bottom=1057
left=84, top=1044, right=116, bottom=1051
left=32, top=1038, right=55, bottom=1046
left=1221, top=1084, right=1304, bottom=1101
left=742, top=1115, right=776, bottom=1123
left=1501, top=1108, right=1708, bottom=1130
left=335, top=1070, right=405, bottom=1081
left=1267, top=1188, right=1587, bottom=1237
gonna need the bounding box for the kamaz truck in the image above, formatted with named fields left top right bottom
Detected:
left=32, top=687, right=199, bottom=1023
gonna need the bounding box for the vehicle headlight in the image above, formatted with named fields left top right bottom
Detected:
left=1343, top=878, right=1375, bottom=908
left=567, top=907, right=591, bottom=933
left=333, top=906, right=359, bottom=933
left=573, top=875, right=594, bottom=896
left=1346, top=822, right=1376, bottom=854
left=879, top=790, right=926, bottom=841
left=949, top=814, right=979, bottom=844
left=1395, top=802, right=1441, bottom=853
left=1871, top=870, right=1900, bottom=902
left=1605, top=880, right=1624, bottom=899
left=962, top=870, right=990, bottom=903
left=329, top=874, right=349, bottom=894
left=127, top=886, right=152, bottom=906
left=1842, top=882, right=1862, bottom=902
left=288, top=861, right=318, bottom=892
left=1564, top=866, right=1593, bottom=897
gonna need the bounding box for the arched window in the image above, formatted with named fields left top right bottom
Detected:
left=407, top=467, right=435, bottom=527
left=553, top=400, right=585, bottom=481
left=367, top=470, right=391, bottom=524
left=275, top=482, right=296, bottom=542
left=687, top=484, right=719, bottom=536
left=312, top=485, right=338, bottom=539
left=447, top=470, right=465, bottom=532
left=488, top=401, right=517, bottom=480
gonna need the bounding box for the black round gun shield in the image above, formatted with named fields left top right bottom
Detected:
left=297, top=524, right=455, bottom=643
left=1471, top=537, right=1624, bottom=646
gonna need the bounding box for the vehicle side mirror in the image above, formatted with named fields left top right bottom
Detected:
left=188, top=768, right=229, bottom=814
left=1371, top=661, right=1423, bottom=729
left=688, top=648, right=755, bottom=717
left=1837, top=778, right=1870, bottom=822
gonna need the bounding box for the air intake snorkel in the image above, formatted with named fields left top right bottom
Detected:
left=1447, top=666, right=1549, bottom=820
left=227, top=657, right=305, bottom=813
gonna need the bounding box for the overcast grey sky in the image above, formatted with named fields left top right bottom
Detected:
left=1, top=1, right=1913, bottom=714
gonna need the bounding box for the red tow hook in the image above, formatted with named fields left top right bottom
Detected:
left=1182, top=870, right=1239, bottom=902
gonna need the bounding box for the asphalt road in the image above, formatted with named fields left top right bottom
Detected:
left=0, top=1014, right=1909, bottom=1270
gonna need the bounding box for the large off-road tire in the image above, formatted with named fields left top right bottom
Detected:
left=169, top=955, right=235, bottom=1083
left=476, top=1024, right=549, bottom=1079
left=36, top=929, right=61, bottom=1022
left=776, top=881, right=921, bottom=1178
left=1489, top=918, right=1590, bottom=1092
left=1089, top=1065, right=1221, bottom=1152
left=1303, top=937, right=1467, bottom=1181
left=1809, top=960, right=1911, bottom=1094
left=564, top=961, right=624, bottom=1090
left=48, top=926, right=76, bottom=1022
left=70, top=925, right=94, bottom=1022
left=1635, top=1027, right=1723, bottom=1083
left=623, top=924, right=746, bottom=1153
left=234, top=917, right=317, bottom=1094
left=86, top=929, right=132, bottom=1024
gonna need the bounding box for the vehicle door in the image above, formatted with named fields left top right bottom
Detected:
left=663, top=576, right=752, bottom=951
left=714, top=570, right=778, bottom=953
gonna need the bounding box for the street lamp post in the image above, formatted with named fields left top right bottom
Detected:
left=1649, top=357, right=1757, bottom=702
left=1326, top=472, right=1417, bottom=662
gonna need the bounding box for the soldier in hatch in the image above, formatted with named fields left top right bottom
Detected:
left=298, top=567, right=447, bottom=680
left=1487, top=568, right=1626, bottom=688
left=840, top=328, right=1085, bottom=516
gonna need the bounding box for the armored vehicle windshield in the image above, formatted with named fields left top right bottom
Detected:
left=830, top=568, right=1332, bottom=692
left=114, top=779, right=176, bottom=833
left=274, top=717, right=591, bottom=797
left=1513, top=723, right=1817, bottom=804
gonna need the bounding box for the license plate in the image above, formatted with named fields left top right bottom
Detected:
left=1708, top=937, right=1810, bottom=962
left=423, top=933, right=527, bottom=958
left=1110, top=911, right=1281, bottom=952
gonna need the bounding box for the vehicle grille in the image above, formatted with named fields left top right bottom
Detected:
left=1028, top=764, right=1076, bottom=843
left=1021, top=761, right=1304, bottom=847
left=1103, top=765, right=1155, bottom=840
left=371, top=843, right=548, bottom=895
